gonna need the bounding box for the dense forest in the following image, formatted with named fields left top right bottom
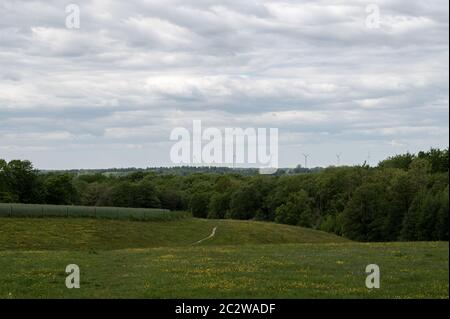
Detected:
left=1, top=148, right=448, bottom=242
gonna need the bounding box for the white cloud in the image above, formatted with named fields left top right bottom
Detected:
left=0, top=0, right=448, bottom=168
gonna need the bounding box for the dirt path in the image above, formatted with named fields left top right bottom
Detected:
left=191, top=227, right=217, bottom=245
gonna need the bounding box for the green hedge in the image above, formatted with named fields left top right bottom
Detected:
left=0, top=203, right=190, bottom=221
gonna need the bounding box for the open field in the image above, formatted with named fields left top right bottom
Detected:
left=0, top=218, right=347, bottom=250
left=0, top=217, right=448, bottom=298
left=0, top=242, right=447, bottom=298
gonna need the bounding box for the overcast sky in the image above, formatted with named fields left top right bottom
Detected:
left=0, top=0, right=448, bottom=169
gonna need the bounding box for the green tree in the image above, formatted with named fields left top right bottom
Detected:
left=384, top=170, right=416, bottom=240
left=418, top=148, right=449, bottom=173
left=378, top=152, right=416, bottom=170
left=2, top=160, right=44, bottom=203
left=44, top=174, right=79, bottom=205
left=110, top=182, right=135, bottom=207
left=402, top=187, right=449, bottom=241
left=110, top=180, right=161, bottom=208
left=135, top=179, right=161, bottom=208
left=81, top=182, right=113, bottom=206
left=0, top=159, right=15, bottom=202
left=189, top=192, right=210, bottom=218
left=435, top=186, right=449, bottom=240
left=208, top=192, right=230, bottom=219
left=342, top=183, right=390, bottom=241
left=275, top=190, right=314, bottom=227
left=227, top=185, right=262, bottom=220
left=158, top=188, right=186, bottom=211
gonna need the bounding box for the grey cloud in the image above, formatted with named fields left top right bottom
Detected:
left=0, top=0, right=448, bottom=169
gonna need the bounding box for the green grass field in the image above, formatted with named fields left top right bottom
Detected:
left=0, top=217, right=448, bottom=298
left=0, top=218, right=347, bottom=250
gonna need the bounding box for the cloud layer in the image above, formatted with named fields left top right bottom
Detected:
left=0, top=0, right=448, bottom=169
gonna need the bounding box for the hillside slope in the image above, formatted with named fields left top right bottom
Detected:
left=0, top=217, right=348, bottom=251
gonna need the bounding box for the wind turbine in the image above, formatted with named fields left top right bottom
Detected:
left=366, top=151, right=371, bottom=166
left=336, top=153, right=342, bottom=166
left=302, top=153, right=310, bottom=169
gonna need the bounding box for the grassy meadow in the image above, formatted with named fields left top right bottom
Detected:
left=0, top=217, right=347, bottom=250
left=0, top=216, right=448, bottom=299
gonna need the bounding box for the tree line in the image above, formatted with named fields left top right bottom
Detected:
left=0, top=148, right=448, bottom=242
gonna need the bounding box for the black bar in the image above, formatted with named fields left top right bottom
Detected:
left=1, top=299, right=448, bottom=318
